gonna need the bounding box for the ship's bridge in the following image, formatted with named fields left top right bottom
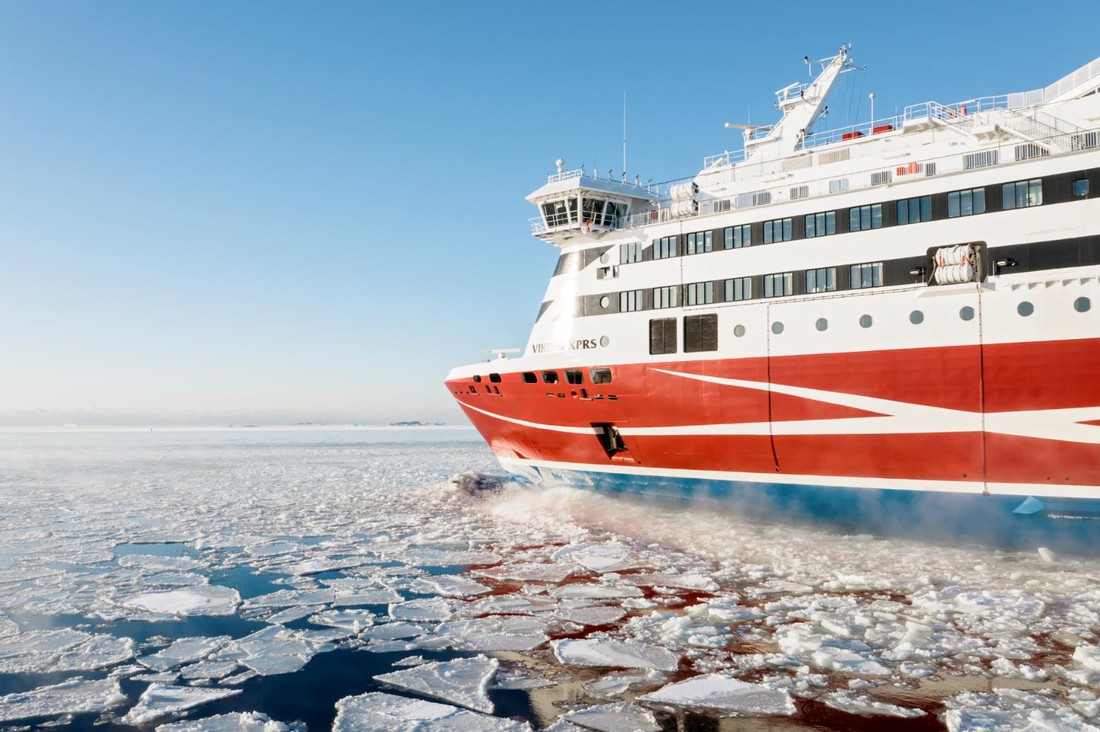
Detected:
left=527, top=162, right=657, bottom=244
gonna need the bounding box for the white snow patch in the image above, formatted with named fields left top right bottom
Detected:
left=639, top=673, right=795, bottom=715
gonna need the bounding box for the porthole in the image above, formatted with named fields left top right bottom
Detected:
left=733, top=324, right=746, bottom=338
left=599, top=335, right=610, bottom=347
left=909, top=310, right=924, bottom=325
left=815, top=318, right=828, bottom=332
left=959, top=306, right=975, bottom=321
left=859, top=314, right=873, bottom=328
left=599, top=296, right=610, bottom=309
left=599, top=252, right=610, bottom=264
left=771, top=321, right=784, bottom=335
left=1017, top=301, right=1034, bottom=317
left=1075, top=297, right=1091, bottom=313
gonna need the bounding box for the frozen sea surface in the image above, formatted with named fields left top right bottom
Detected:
left=0, top=427, right=1099, bottom=730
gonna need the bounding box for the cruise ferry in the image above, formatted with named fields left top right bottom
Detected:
left=445, top=47, right=1100, bottom=547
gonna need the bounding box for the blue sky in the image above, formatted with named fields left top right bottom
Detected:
left=1, top=2, right=1097, bottom=425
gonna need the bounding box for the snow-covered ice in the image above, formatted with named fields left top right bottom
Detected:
left=5, top=428, right=1100, bottom=730
left=156, top=711, right=302, bottom=731
left=638, top=674, right=796, bottom=715
left=332, top=691, right=529, bottom=731
left=121, top=683, right=243, bottom=725
left=374, top=655, right=499, bottom=713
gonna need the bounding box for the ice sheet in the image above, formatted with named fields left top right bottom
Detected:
left=638, top=674, right=795, bottom=715
left=121, top=585, right=241, bottom=616
left=561, top=702, right=661, bottom=732
left=553, top=639, right=680, bottom=672
left=332, top=691, right=529, bottom=731
left=121, top=683, right=243, bottom=725
left=156, top=710, right=301, bottom=731
left=374, top=655, right=499, bottom=713
left=0, top=677, right=127, bottom=723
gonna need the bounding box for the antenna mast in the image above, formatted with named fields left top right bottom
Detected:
left=622, top=90, right=627, bottom=176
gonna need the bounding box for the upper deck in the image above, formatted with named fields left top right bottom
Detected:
left=528, top=50, right=1100, bottom=242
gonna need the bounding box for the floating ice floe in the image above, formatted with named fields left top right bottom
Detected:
left=620, top=573, right=719, bottom=592
left=221, top=625, right=333, bottom=676
left=0, top=628, right=134, bottom=673
left=434, top=616, right=548, bottom=652
left=943, top=688, right=1099, bottom=732
left=424, top=575, right=492, bottom=598
left=140, top=636, right=232, bottom=672
left=332, top=691, right=529, bottom=732
left=583, top=670, right=665, bottom=697
left=389, top=598, right=455, bottom=622
left=553, top=542, right=649, bottom=573
left=121, top=683, right=243, bottom=726
left=121, top=585, right=241, bottom=616
left=374, top=655, right=499, bottom=713
left=559, top=701, right=661, bottom=732
left=156, top=710, right=302, bottom=731
left=548, top=583, right=643, bottom=600
left=117, top=554, right=203, bottom=572
left=552, top=639, right=680, bottom=672
left=244, top=588, right=335, bottom=608
left=554, top=604, right=626, bottom=627
left=0, top=677, right=127, bottom=723
left=308, top=608, right=375, bottom=631
left=474, top=563, right=575, bottom=583
left=638, top=674, right=796, bottom=716
left=821, top=690, right=926, bottom=718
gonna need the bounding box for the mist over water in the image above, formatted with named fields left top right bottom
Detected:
left=0, top=428, right=1097, bottom=731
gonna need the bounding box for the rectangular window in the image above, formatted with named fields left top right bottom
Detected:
left=649, top=318, right=677, bottom=355
left=850, top=262, right=884, bottom=289
left=723, top=224, right=751, bottom=249
left=828, top=178, right=850, bottom=193
left=764, top=272, right=793, bottom=298
left=654, top=235, right=678, bottom=259
left=724, top=277, right=751, bottom=302
left=522, top=372, right=537, bottom=383
left=805, top=267, right=837, bottom=293
left=763, top=218, right=793, bottom=244
left=896, top=196, right=932, bottom=225
left=849, top=204, right=883, bottom=231
left=685, top=281, right=714, bottom=306
left=963, top=150, right=998, bottom=170
left=619, top=289, right=644, bottom=312
left=790, top=185, right=809, bottom=200
left=684, top=313, right=718, bottom=353
left=619, top=241, right=643, bottom=264
left=653, top=286, right=678, bottom=309
left=564, top=369, right=584, bottom=385
left=804, top=211, right=836, bottom=238
left=947, top=188, right=986, bottom=217
left=685, top=231, right=713, bottom=255
left=542, top=371, right=559, bottom=384
left=1075, top=178, right=1090, bottom=198
left=870, top=170, right=893, bottom=186
left=1002, top=179, right=1043, bottom=210
left=590, top=367, right=613, bottom=384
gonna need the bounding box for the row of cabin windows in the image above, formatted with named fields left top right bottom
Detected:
left=607, top=261, right=884, bottom=313
left=520, top=368, right=614, bottom=385
left=616, top=173, right=1093, bottom=268
left=650, top=314, right=718, bottom=355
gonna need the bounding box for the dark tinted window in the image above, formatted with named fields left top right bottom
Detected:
left=684, top=314, right=718, bottom=353
left=590, top=368, right=613, bottom=384
left=541, top=371, right=559, bottom=384
left=649, top=317, right=677, bottom=355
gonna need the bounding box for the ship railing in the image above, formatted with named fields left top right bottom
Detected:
left=614, top=122, right=1100, bottom=232
left=1011, top=57, right=1100, bottom=107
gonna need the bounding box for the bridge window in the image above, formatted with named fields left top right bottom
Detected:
left=541, top=371, right=559, bottom=384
